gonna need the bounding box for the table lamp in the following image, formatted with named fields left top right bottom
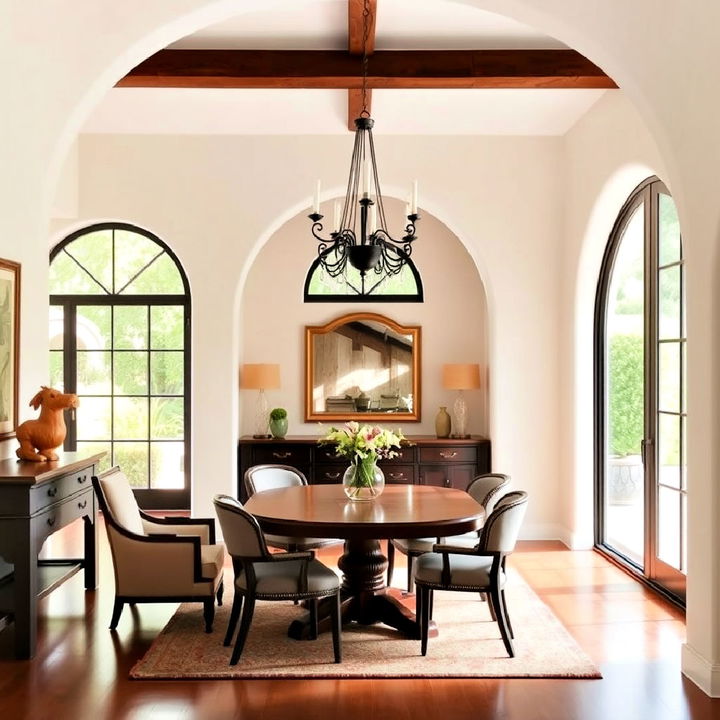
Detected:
left=442, top=363, right=481, bottom=439
left=240, top=363, right=281, bottom=438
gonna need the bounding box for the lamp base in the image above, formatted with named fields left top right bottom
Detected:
left=252, top=433, right=273, bottom=439
left=450, top=433, right=471, bottom=439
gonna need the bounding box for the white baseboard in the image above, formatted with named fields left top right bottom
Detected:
left=682, top=643, right=720, bottom=697
left=519, top=523, right=571, bottom=547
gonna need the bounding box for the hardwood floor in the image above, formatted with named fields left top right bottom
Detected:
left=0, top=520, right=717, bottom=720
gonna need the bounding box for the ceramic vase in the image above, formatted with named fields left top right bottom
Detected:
left=435, top=406, right=451, bottom=438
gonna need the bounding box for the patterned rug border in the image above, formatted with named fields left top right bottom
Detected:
left=130, top=570, right=602, bottom=681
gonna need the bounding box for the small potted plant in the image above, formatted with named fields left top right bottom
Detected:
left=268, top=408, right=288, bottom=439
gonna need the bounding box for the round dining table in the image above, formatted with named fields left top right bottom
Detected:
left=244, top=483, right=485, bottom=640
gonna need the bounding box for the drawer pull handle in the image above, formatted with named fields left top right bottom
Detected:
left=78, top=500, right=88, bottom=510
left=272, top=452, right=292, bottom=459
left=47, top=516, right=56, bottom=527
left=439, top=451, right=458, bottom=459
left=78, top=475, right=87, bottom=484
left=47, top=486, right=58, bottom=497
left=325, top=472, right=340, bottom=480
left=389, top=473, right=405, bottom=480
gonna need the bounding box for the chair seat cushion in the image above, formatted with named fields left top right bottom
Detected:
left=235, top=559, right=340, bottom=597
left=201, top=543, right=225, bottom=580
left=392, top=537, right=437, bottom=554
left=265, top=534, right=342, bottom=551
left=414, top=552, right=506, bottom=590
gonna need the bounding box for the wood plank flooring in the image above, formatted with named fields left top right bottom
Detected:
left=0, top=520, right=717, bottom=720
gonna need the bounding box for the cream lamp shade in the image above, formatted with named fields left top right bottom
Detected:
left=240, top=363, right=281, bottom=390
left=442, top=363, right=481, bottom=390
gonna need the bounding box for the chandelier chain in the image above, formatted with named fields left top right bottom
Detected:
left=360, top=0, right=371, bottom=117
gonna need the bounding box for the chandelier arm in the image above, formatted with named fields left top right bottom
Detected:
left=366, top=128, right=388, bottom=232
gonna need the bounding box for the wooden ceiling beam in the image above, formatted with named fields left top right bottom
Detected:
left=116, top=49, right=617, bottom=90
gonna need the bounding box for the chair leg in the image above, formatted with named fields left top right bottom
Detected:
left=330, top=592, right=342, bottom=664
left=490, top=584, right=514, bottom=657
left=109, top=598, right=125, bottom=630
left=203, top=597, right=215, bottom=633
left=309, top=599, right=319, bottom=640
left=387, top=540, right=395, bottom=587
left=419, top=586, right=430, bottom=656
left=230, top=595, right=256, bottom=665
left=501, top=588, right=514, bottom=639
left=407, top=554, right=414, bottom=594
left=429, top=589, right=434, bottom=621
left=483, top=591, right=497, bottom=621
left=217, top=580, right=224, bottom=607
left=224, top=593, right=243, bottom=646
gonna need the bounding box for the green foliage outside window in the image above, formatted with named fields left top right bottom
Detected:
left=608, top=333, right=643, bottom=456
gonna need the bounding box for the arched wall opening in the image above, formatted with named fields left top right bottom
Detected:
left=237, top=195, right=490, bottom=438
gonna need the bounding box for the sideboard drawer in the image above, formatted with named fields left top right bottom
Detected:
left=313, top=465, right=345, bottom=484
left=419, top=446, right=477, bottom=464
left=383, top=465, right=416, bottom=484
left=29, top=466, right=93, bottom=515
left=252, top=444, right=312, bottom=466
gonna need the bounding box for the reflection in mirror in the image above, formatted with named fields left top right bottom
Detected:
left=305, top=313, right=421, bottom=422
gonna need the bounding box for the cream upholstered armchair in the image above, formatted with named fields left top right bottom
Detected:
left=92, top=467, right=225, bottom=632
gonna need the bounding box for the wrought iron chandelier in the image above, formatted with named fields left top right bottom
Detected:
left=308, top=0, right=420, bottom=296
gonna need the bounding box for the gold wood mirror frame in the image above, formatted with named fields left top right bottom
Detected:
left=305, top=312, right=421, bottom=422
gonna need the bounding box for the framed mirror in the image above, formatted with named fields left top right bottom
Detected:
left=305, top=312, right=421, bottom=422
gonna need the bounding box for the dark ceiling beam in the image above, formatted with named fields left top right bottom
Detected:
left=347, top=0, right=377, bottom=130
left=116, top=49, right=617, bottom=90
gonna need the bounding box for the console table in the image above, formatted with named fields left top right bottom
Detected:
left=238, top=435, right=490, bottom=501
left=0, top=451, right=104, bottom=659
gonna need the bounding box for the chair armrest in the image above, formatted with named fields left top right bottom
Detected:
left=432, top=543, right=484, bottom=555
left=139, top=512, right=216, bottom=544
left=269, top=550, right=315, bottom=562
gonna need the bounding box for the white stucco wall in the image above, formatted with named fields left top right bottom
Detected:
left=3, top=0, right=720, bottom=695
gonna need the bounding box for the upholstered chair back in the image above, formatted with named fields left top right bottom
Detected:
left=214, top=494, right=269, bottom=559
left=244, top=464, right=307, bottom=497
left=97, top=468, right=145, bottom=535
left=479, top=491, right=528, bottom=554
left=466, top=473, right=511, bottom=515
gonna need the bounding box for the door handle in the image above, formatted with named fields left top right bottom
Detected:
left=641, top=438, right=653, bottom=464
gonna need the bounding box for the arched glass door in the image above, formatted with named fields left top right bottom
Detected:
left=595, top=177, right=686, bottom=603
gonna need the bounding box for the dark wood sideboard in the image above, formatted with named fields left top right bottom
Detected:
left=0, top=451, right=104, bottom=659
left=238, top=435, right=491, bottom=501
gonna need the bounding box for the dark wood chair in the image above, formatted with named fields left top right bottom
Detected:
left=414, top=490, right=528, bottom=657
left=387, top=473, right=510, bottom=591
left=92, top=467, right=225, bottom=633
left=213, top=494, right=342, bottom=665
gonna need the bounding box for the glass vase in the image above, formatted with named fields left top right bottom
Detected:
left=343, top=457, right=385, bottom=501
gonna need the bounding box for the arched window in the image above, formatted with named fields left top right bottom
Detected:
left=49, top=223, right=190, bottom=509
left=304, top=255, right=423, bottom=302
left=594, top=177, right=686, bottom=603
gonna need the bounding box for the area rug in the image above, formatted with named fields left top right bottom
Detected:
left=130, top=570, right=601, bottom=679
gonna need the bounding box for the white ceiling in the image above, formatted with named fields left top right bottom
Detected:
left=81, top=0, right=609, bottom=137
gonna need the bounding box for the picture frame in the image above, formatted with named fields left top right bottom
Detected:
left=0, top=258, right=20, bottom=439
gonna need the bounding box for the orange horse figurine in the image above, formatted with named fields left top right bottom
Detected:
left=15, top=386, right=79, bottom=462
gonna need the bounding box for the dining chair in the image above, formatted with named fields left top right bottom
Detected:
left=244, top=464, right=343, bottom=552
left=92, top=466, right=225, bottom=633
left=386, top=473, right=510, bottom=591
left=213, top=494, right=342, bottom=665
left=414, top=490, right=529, bottom=657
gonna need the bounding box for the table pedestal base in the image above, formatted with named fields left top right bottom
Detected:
left=287, top=538, right=438, bottom=641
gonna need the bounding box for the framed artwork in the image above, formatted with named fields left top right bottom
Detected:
left=0, top=258, right=20, bottom=439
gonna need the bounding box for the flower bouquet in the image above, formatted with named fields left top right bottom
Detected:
left=319, top=421, right=406, bottom=500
